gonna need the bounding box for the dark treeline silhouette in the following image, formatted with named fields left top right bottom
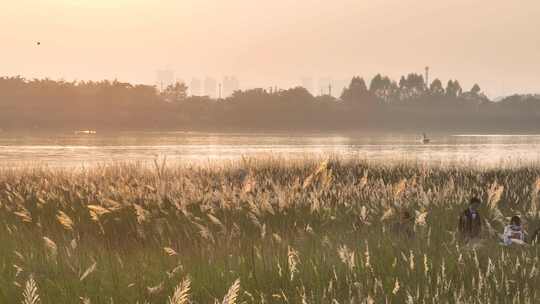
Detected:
left=0, top=74, right=539, bottom=132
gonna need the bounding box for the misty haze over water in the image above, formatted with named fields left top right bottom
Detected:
left=0, top=132, right=539, bottom=168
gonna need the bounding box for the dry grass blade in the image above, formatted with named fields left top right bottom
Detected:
left=22, top=275, right=40, bottom=304
left=529, top=177, right=540, bottom=216
left=147, top=282, right=164, bottom=295
left=14, top=209, right=32, bottom=223
left=288, top=246, right=300, bottom=281
left=164, top=247, right=178, bottom=256
left=103, top=198, right=123, bottom=211
left=133, top=204, right=150, bottom=224
left=535, top=177, right=540, bottom=194
left=303, top=159, right=329, bottom=189
left=487, top=181, right=504, bottom=209
left=13, top=264, right=23, bottom=279
left=207, top=213, right=224, bottom=228
left=79, top=297, right=91, bottom=304
left=42, top=237, right=57, bottom=258
left=337, top=245, right=355, bottom=270
left=380, top=208, right=395, bottom=221
left=394, top=179, right=407, bottom=198
left=222, top=278, right=241, bottom=304
left=167, top=264, right=183, bottom=279
left=302, top=174, right=315, bottom=190
left=392, top=278, right=400, bottom=295
left=87, top=205, right=110, bottom=221
left=168, top=276, right=191, bottom=304
left=359, top=170, right=369, bottom=188
left=87, top=205, right=111, bottom=214
left=56, top=210, right=74, bottom=231
left=242, top=173, right=257, bottom=194
left=80, top=262, right=97, bottom=282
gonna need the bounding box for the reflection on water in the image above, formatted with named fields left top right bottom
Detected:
left=0, top=132, right=539, bottom=168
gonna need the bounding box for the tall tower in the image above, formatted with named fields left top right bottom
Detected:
left=425, top=66, right=430, bottom=89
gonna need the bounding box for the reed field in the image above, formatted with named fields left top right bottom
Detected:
left=2, top=158, right=540, bottom=303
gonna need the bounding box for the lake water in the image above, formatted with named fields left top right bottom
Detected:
left=0, top=132, right=539, bottom=168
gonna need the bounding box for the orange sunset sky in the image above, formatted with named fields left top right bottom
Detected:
left=1, top=0, right=539, bottom=97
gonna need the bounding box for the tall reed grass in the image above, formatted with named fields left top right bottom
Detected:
left=1, top=158, right=540, bottom=303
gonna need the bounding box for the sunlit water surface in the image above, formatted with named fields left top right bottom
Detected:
left=0, top=132, right=539, bottom=168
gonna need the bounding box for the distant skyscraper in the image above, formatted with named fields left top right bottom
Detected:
left=222, top=76, right=239, bottom=97
left=156, top=70, right=174, bottom=92
left=301, top=77, right=314, bottom=95
left=204, top=77, right=217, bottom=98
left=190, top=78, right=202, bottom=96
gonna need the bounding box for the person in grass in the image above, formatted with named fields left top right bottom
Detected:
left=501, top=215, right=526, bottom=246
left=458, top=197, right=482, bottom=240
left=391, top=210, right=415, bottom=238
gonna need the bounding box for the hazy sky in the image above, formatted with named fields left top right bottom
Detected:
left=2, top=0, right=539, bottom=97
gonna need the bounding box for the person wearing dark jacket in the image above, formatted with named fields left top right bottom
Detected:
left=458, top=197, right=482, bottom=240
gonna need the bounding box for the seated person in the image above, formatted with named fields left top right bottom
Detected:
left=501, top=215, right=525, bottom=245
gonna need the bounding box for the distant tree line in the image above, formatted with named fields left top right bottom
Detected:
left=0, top=74, right=539, bottom=132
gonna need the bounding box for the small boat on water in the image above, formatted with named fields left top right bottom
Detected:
left=421, top=133, right=430, bottom=144
left=75, top=130, right=97, bottom=135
